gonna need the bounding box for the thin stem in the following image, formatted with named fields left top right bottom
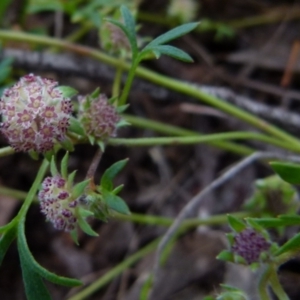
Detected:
left=85, top=148, right=103, bottom=180
left=118, top=59, right=139, bottom=105
left=1, top=31, right=299, bottom=151
left=123, top=114, right=253, bottom=155
left=16, top=159, right=49, bottom=219
left=108, top=131, right=299, bottom=152
left=259, top=265, right=272, bottom=300
left=112, top=62, right=124, bottom=99
left=269, top=264, right=290, bottom=300
left=67, top=237, right=160, bottom=300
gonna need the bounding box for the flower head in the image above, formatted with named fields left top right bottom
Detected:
left=231, top=228, right=270, bottom=264
left=78, top=93, right=121, bottom=140
left=0, top=74, right=72, bottom=152
left=38, top=175, right=79, bottom=231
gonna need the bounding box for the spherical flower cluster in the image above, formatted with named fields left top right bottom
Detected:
left=0, top=74, right=72, bottom=152
left=78, top=93, right=121, bottom=140
left=38, top=175, right=79, bottom=231
left=231, top=228, right=270, bottom=264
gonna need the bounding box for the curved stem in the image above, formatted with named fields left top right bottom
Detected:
left=0, top=146, right=14, bottom=157
left=258, top=265, right=272, bottom=300
left=1, top=30, right=300, bottom=151
left=269, top=264, right=290, bottom=300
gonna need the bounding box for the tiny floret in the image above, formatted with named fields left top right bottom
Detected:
left=38, top=175, right=78, bottom=231
left=232, top=228, right=270, bottom=264
left=78, top=93, right=121, bottom=140
left=0, top=74, right=72, bottom=152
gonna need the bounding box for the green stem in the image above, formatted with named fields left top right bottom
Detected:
left=258, top=265, right=272, bottom=300
left=112, top=61, right=124, bottom=99
left=16, top=159, right=49, bottom=219
left=269, top=264, right=290, bottom=300
left=123, top=114, right=253, bottom=155
left=1, top=30, right=299, bottom=151
left=108, top=131, right=298, bottom=151
left=119, top=59, right=139, bottom=105
left=67, top=237, right=160, bottom=300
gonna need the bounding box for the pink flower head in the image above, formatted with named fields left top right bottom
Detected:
left=38, top=175, right=78, bottom=232
left=0, top=74, right=73, bottom=152
left=78, top=93, right=121, bottom=140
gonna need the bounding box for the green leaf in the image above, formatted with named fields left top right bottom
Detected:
left=68, top=116, right=86, bottom=136
left=67, top=170, right=77, bottom=188
left=18, top=220, right=82, bottom=287
left=60, top=152, right=69, bottom=179
left=58, top=86, right=78, bottom=98
left=77, top=216, right=98, bottom=236
left=0, top=57, right=13, bottom=83
left=112, top=184, right=124, bottom=195
left=91, top=87, right=100, bottom=98
left=102, top=189, right=130, bottom=215
left=19, top=247, right=51, bottom=300
left=145, top=22, right=199, bottom=48
left=19, top=252, right=52, bottom=300
left=50, top=155, right=58, bottom=176
left=227, top=215, right=246, bottom=232
left=275, top=232, right=300, bottom=256
left=270, top=161, right=300, bottom=184
left=60, top=136, right=75, bottom=152
left=72, top=179, right=90, bottom=198
left=28, top=150, right=39, bottom=160
left=120, top=5, right=138, bottom=57
left=0, top=226, right=17, bottom=265
left=145, top=45, right=194, bottom=62
left=70, top=229, right=79, bottom=245
left=78, top=207, right=94, bottom=218
left=100, top=158, right=128, bottom=190
left=216, top=250, right=234, bottom=262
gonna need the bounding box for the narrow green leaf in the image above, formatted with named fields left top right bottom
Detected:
left=112, top=184, right=124, bottom=195
left=72, top=179, right=90, bottom=198
left=216, top=250, right=234, bottom=262
left=60, top=152, right=69, bottom=179
left=50, top=155, right=58, bottom=176
left=146, top=45, right=194, bottom=62
left=227, top=215, right=246, bottom=232
left=58, top=86, right=78, bottom=98
left=19, top=248, right=52, bottom=300
left=102, top=189, right=130, bottom=215
left=70, top=229, right=79, bottom=245
left=77, top=217, right=98, bottom=236
left=68, top=116, right=86, bottom=136
left=67, top=170, right=77, bottom=188
left=91, top=87, right=100, bottom=98
left=100, top=158, right=128, bottom=190
left=270, top=161, right=300, bottom=184
left=18, top=221, right=82, bottom=287
left=0, top=226, right=17, bottom=265
left=145, top=22, right=199, bottom=48
left=78, top=207, right=94, bottom=218
left=28, top=150, right=39, bottom=160
left=60, top=136, right=74, bottom=152
left=275, top=232, right=300, bottom=256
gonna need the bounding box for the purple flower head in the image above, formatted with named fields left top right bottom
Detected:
left=0, top=74, right=72, bottom=152
left=232, top=228, right=270, bottom=264
left=78, top=93, right=121, bottom=140
left=38, top=175, right=78, bottom=232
